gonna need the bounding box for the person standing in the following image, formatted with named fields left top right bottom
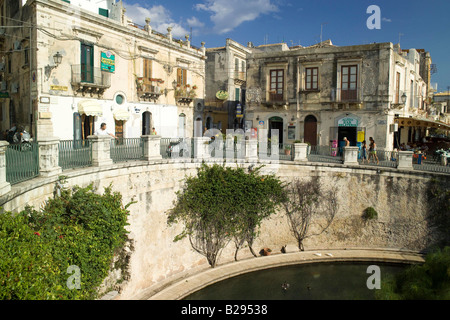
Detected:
left=95, top=123, right=117, bottom=139
left=151, top=127, right=157, bottom=135
left=343, top=137, right=350, bottom=147
left=368, top=137, right=379, bottom=165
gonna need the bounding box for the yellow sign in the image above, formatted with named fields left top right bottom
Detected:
left=50, top=85, right=68, bottom=91
left=357, top=131, right=365, bottom=143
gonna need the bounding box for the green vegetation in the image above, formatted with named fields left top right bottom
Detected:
left=167, top=164, right=287, bottom=267
left=0, top=183, right=132, bottom=300
left=363, top=207, right=378, bottom=220
left=376, top=247, right=450, bottom=300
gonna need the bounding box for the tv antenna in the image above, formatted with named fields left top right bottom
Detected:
left=320, top=22, right=328, bottom=45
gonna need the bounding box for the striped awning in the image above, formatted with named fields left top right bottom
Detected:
left=78, top=100, right=103, bottom=117
left=113, top=108, right=130, bottom=121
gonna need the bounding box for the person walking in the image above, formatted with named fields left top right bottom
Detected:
left=361, top=140, right=368, bottom=164
left=368, top=137, right=379, bottom=165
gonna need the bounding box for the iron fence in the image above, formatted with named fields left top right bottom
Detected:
left=59, top=140, right=92, bottom=170
left=110, top=138, right=144, bottom=163
left=358, top=150, right=398, bottom=168
left=6, top=143, right=40, bottom=185
left=308, top=145, right=343, bottom=164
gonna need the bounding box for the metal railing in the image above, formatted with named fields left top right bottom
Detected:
left=358, top=150, right=398, bottom=168
left=332, top=88, right=362, bottom=103
left=59, top=140, right=92, bottom=170
left=308, top=145, right=343, bottom=164
left=6, top=143, right=40, bottom=185
left=412, top=153, right=450, bottom=174
left=110, top=138, right=144, bottom=163
left=278, top=143, right=295, bottom=161
left=71, top=65, right=111, bottom=87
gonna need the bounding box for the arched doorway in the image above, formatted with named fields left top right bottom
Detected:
left=269, top=116, right=283, bottom=145
left=142, top=111, right=151, bottom=136
left=304, top=115, right=318, bottom=146
left=195, top=117, right=203, bottom=137
left=206, top=116, right=212, bottom=130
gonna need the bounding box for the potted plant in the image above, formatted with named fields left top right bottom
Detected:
left=284, top=145, right=291, bottom=155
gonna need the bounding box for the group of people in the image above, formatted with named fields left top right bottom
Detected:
left=343, top=136, right=379, bottom=165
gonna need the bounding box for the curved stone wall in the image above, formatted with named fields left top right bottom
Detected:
left=0, top=160, right=446, bottom=300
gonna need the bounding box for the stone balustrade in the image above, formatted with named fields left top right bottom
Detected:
left=0, top=136, right=448, bottom=198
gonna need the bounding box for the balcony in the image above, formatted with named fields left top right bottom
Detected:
left=330, top=88, right=363, bottom=110
left=234, top=71, right=246, bottom=86
left=137, top=80, right=164, bottom=102
left=71, top=65, right=111, bottom=97
left=175, top=85, right=197, bottom=105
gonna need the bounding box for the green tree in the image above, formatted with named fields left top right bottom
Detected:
left=0, top=183, right=132, bottom=300
left=376, top=247, right=450, bottom=300
left=167, top=164, right=286, bottom=267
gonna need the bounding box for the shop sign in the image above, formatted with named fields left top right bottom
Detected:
left=236, top=103, right=243, bottom=118
left=338, top=117, right=358, bottom=127
left=216, top=90, right=229, bottom=100
left=50, top=85, right=68, bottom=91
left=101, top=51, right=115, bottom=73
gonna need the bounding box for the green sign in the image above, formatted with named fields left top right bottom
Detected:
left=338, top=117, right=358, bottom=127
left=0, top=92, right=9, bottom=98
left=101, top=51, right=115, bottom=72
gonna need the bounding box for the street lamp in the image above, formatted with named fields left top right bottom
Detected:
left=401, top=92, right=407, bottom=104
left=45, top=52, right=63, bottom=79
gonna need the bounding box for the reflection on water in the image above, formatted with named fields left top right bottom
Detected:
left=184, top=263, right=406, bottom=300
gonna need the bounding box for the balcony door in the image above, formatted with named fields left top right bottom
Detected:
left=81, top=43, right=94, bottom=83
left=341, top=65, right=357, bottom=101
left=270, top=70, right=284, bottom=102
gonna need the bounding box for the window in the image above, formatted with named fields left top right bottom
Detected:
left=115, top=94, right=124, bottom=105
left=270, top=69, right=284, bottom=101
left=177, top=68, right=187, bottom=86
left=235, top=58, right=239, bottom=71
left=305, top=67, right=319, bottom=90
left=341, top=65, right=358, bottom=101
left=143, top=58, right=152, bottom=81
left=395, top=72, right=400, bottom=104
left=24, top=47, right=29, bottom=65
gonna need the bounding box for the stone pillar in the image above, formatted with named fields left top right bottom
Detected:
left=193, top=137, right=211, bottom=161
left=0, top=141, right=11, bottom=196
left=88, top=135, right=113, bottom=167
left=167, top=26, right=173, bottom=42
left=293, top=143, right=308, bottom=162
left=441, top=154, right=448, bottom=167
left=142, top=135, right=162, bottom=161
left=397, top=151, right=414, bottom=169
left=245, top=139, right=258, bottom=162
left=343, top=146, right=359, bottom=165
left=38, top=137, right=62, bottom=178
left=185, top=34, right=190, bottom=49
left=201, top=42, right=206, bottom=55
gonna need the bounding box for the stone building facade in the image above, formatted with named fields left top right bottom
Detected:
left=199, top=39, right=251, bottom=135
left=0, top=0, right=206, bottom=140
left=244, top=40, right=433, bottom=150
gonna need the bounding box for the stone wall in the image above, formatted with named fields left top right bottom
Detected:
left=0, top=161, right=445, bottom=299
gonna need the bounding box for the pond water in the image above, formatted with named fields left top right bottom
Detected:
left=184, top=262, right=406, bottom=300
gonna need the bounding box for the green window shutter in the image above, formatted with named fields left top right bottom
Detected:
left=99, top=8, right=109, bottom=18
left=62, top=0, right=70, bottom=3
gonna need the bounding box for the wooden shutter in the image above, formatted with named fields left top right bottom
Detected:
left=144, top=59, right=152, bottom=81
left=177, top=68, right=187, bottom=86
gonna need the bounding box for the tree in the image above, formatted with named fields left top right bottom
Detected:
left=283, top=178, right=338, bottom=251
left=375, top=247, right=450, bottom=300
left=167, top=164, right=286, bottom=267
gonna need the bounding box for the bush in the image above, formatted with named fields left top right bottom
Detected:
left=376, top=247, right=450, bottom=300
left=0, top=184, right=132, bottom=300
left=363, top=207, right=378, bottom=220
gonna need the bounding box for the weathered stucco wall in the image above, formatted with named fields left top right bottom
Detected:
left=0, top=161, right=445, bottom=299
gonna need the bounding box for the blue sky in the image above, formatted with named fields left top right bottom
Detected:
left=123, top=0, right=450, bottom=92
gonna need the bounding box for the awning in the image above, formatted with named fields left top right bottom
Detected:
left=395, top=117, right=450, bottom=131
left=113, top=108, right=130, bottom=121
left=78, top=100, right=103, bottom=117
